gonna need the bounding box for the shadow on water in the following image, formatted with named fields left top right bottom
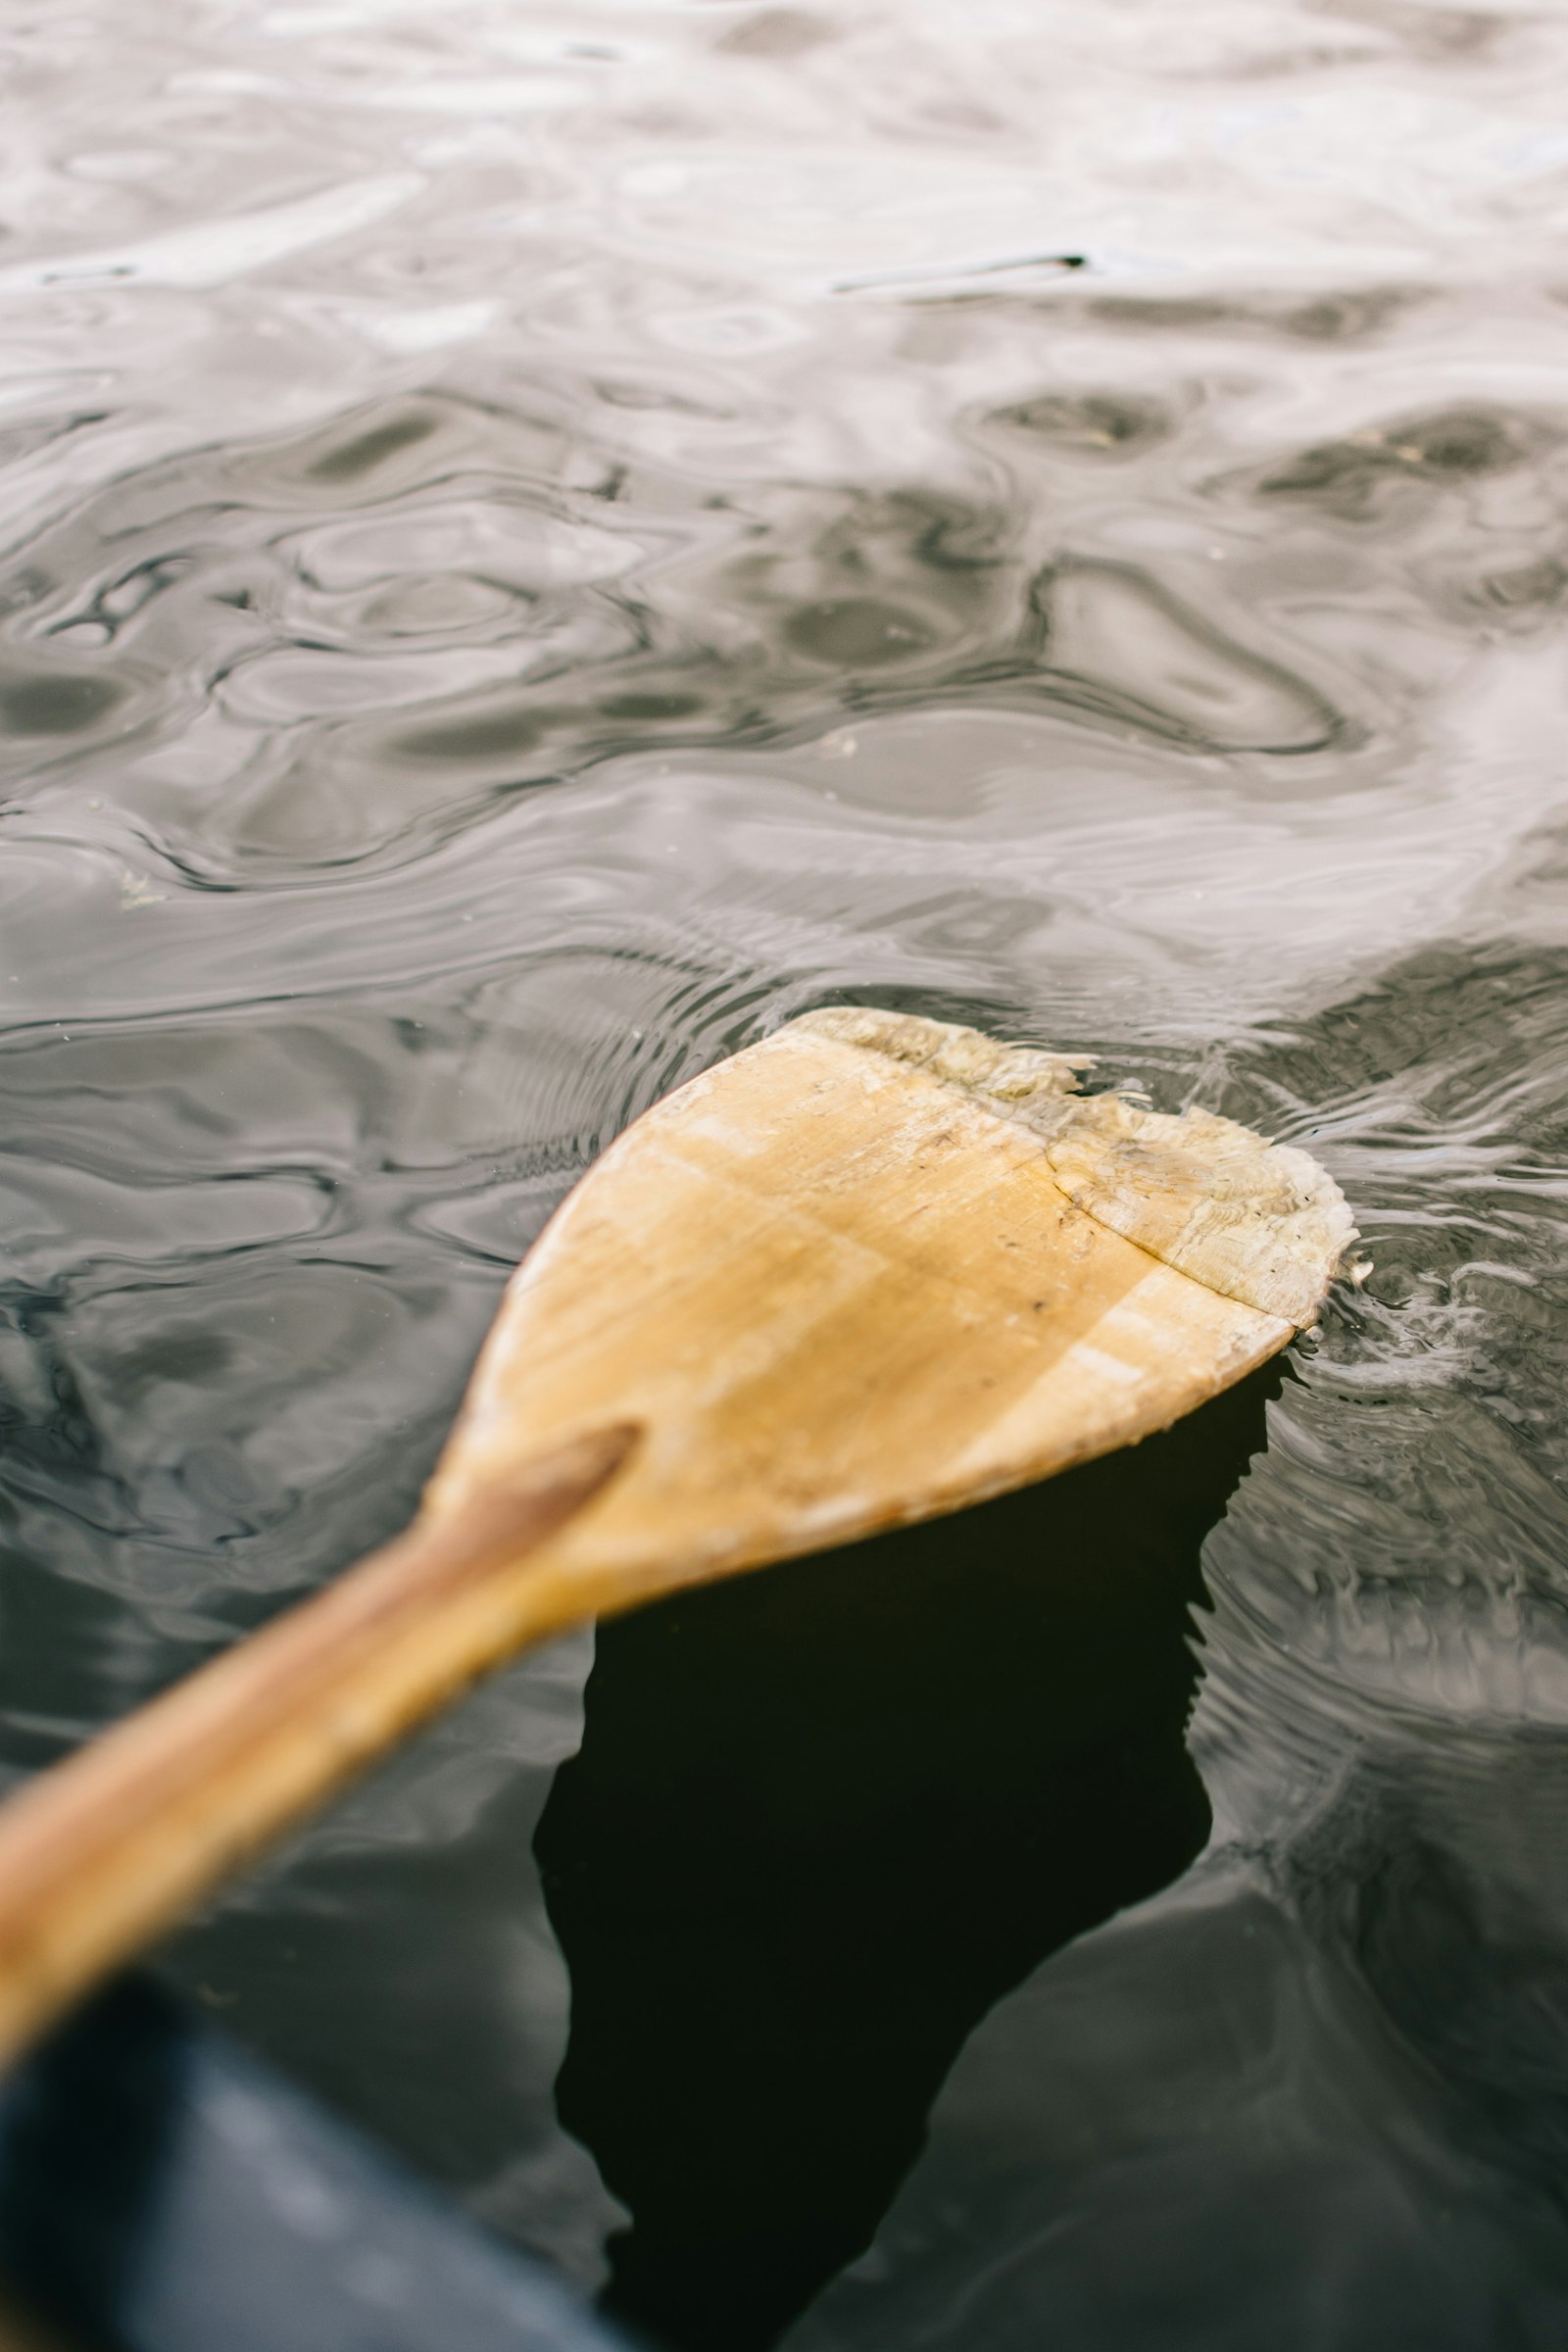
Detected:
left=536, top=1366, right=1279, bottom=2352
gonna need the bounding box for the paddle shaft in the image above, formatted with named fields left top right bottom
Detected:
left=0, top=1423, right=638, bottom=2074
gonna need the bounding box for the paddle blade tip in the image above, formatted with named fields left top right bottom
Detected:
left=774, top=1005, right=1358, bottom=1328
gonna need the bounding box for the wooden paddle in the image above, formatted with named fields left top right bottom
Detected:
left=0, top=1007, right=1356, bottom=2070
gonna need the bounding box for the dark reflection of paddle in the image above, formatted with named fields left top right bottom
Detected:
left=536, top=1365, right=1279, bottom=2352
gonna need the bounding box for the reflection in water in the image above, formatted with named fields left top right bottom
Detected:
left=1294, top=1740, right=1568, bottom=2201
left=536, top=1373, right=1275, bottom=2352
left=789, top=1738, right=1568, bottom=2352
left=1256, top=406, right=1551, bottom=519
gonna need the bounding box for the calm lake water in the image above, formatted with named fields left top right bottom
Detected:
left=5, top=0, right=1568, bottom=2343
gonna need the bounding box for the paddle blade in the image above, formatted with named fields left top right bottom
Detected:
left=421, top=1009, right=1355, bottom=1623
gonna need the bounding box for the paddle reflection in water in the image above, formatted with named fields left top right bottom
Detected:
left=536, top=1367, right=1278, bottom=2352
left=783, top=1740, right=1568, bottom=2352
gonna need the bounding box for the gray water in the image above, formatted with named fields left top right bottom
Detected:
left=5, top=0, right=1568, bottom=2343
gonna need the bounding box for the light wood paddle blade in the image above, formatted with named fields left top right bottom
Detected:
left=0, top=1008, right=1355, bottom=2068
left=421, top=1005, right=1356, bottom=1624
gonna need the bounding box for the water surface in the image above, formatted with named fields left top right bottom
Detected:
left=4, top=1, right=1568, bottom=2343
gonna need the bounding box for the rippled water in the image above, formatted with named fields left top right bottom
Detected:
left=5, top=0, right=1568, bottom=2342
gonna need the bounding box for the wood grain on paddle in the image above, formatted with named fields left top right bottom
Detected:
left=0, top=1008, right=1356, bottom=2069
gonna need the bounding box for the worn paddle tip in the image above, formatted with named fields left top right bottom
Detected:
left=778, top=1006, right=1358, bottom=1329
left=791, top=1004, right=1091, bottom=1108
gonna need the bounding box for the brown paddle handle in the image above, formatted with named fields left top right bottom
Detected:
left=0, top=1421, right=639, bottom=2073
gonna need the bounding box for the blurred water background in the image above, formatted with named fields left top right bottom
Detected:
left=4, top=0, right=1568, bottom=2343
